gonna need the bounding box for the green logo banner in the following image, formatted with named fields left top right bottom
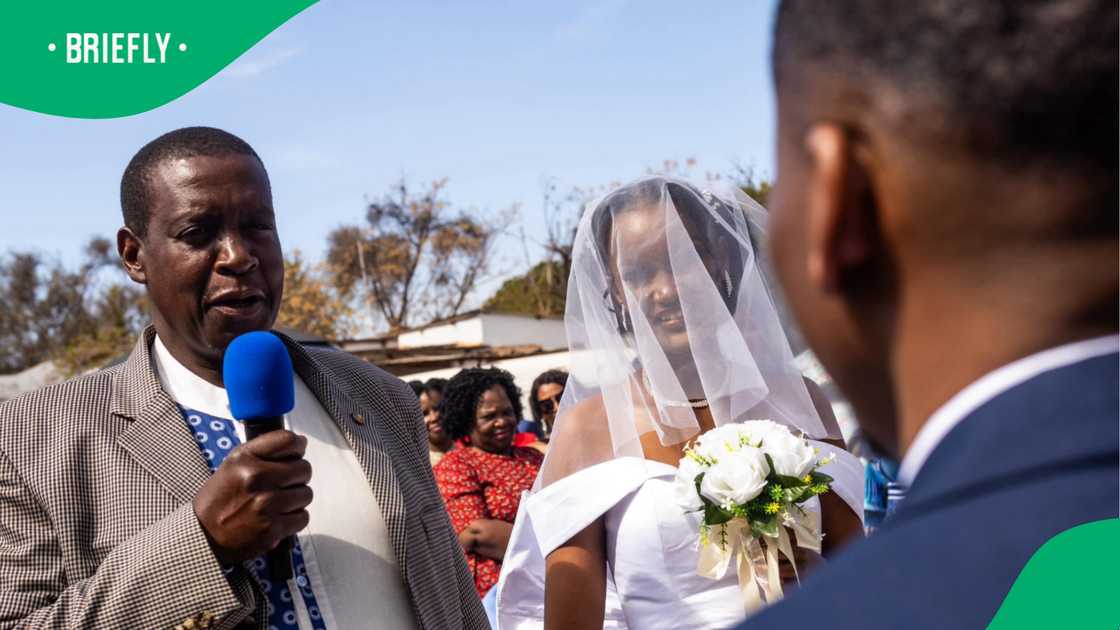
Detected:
left=988, top=518, right=1119, bottom=629
left=0, top=1, right=317, bottom=119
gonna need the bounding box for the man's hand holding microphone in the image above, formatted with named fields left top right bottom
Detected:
left=193, top=331, right=310, bottom=579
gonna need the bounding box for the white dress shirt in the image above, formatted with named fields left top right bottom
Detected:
left=152, top=336, right=417, bottom=629
left=898, top=334, right=1120, bottom=487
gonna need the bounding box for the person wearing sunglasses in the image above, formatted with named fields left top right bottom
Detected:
left=524, top=369, right=568, bottom=441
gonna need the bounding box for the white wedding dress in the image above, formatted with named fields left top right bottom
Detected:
left=495, top=443, right=863, bottom=629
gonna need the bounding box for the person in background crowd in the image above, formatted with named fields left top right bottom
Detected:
left=522, top=369, right=568, bottom=441
left=433, top=367, right=544, bottom=600
left=420, top=378, right=455, bottom=466
left=740, top=1, right=1118, bottom=628
left=408, top=379, right=425, bottom=398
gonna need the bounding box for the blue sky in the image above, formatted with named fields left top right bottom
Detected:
left=0, top=0, right=779, bottom=303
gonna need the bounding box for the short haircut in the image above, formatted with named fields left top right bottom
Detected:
left=120, top=126, right=266, bottom=236
left=407, top=380, right=426, bottom=398
left=439, top=367, right=524, bottom=441
left=528, top=369, right=568, bottom=422
left=773, top=1, right=1117, bottom=176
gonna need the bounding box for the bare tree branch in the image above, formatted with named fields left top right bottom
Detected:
left=326, top=178, right=503, bottom=332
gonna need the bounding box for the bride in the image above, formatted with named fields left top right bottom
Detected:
left=495, top=176, right=865, bottom=629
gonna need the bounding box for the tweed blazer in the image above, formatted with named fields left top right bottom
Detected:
left=0, top=327, right=488, bottom=630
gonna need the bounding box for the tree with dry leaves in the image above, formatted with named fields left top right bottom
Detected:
left=55, top=283, right=147, bottom=375
left=728, top=162, right=773, bottom=206
left=326, top=179, right=506, bottom=332
left=0, top=237, right=147, bottom=375
left=275, top=250, right=355, bottom=340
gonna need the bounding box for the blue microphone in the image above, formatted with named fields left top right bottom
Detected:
left=223, top=330, right=297, bottom=581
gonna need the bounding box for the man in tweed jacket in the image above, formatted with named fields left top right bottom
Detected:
left=0, top=127, right=488, bottom=629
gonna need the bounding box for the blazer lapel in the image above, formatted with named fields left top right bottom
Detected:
left=282, top=337, right=410, bottom=571
left=110, top=327, right=212, bottom=505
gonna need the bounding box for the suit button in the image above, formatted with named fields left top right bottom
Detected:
left=352, top=413, right=365, bottom=425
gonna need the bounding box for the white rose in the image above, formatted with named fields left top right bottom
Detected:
left=693, top=424, right=751, bottom=462
left=743, top=420, right=817, bottom=479
left=699, top=446, right=770, bottom=508
left=673, top=455, right=706, bottom=511
left=737, top=419, right=782, bottom=443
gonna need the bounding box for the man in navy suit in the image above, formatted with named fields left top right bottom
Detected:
left=743, top=2, right=1119, bottom=628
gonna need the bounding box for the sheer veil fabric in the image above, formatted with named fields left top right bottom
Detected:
left=496, top=176, right=863, bottom=628
left=540, top=175, right=831, bottom=487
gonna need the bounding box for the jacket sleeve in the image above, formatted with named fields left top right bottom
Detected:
left=406, top=399, right=490, bottom=629
left=398, top=391, right=488, bottom=629
left=0, top=446, right=259, bottom=630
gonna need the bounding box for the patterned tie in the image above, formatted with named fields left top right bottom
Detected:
left=179, top=406, right=328, bottom=630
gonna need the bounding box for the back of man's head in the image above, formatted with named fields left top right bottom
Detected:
left=767, top=1, right=1117, bottom=448
left=773, top=0, right=1117, bottom=233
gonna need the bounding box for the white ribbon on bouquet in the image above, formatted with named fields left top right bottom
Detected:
left=696, top=507, right=822, bottom=614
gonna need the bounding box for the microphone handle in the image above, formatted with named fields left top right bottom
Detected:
left=243, top=416, right=295, bottom=582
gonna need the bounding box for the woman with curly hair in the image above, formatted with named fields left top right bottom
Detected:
left=433, top=367, right=545, bottom=599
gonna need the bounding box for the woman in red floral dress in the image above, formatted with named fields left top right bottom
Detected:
left=433, top=367, right=545, bottom=597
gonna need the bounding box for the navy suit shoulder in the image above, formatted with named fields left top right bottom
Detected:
left=739, top=353, right=1119, bottom=630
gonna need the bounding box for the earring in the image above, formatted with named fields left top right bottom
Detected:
left=603, top=288, right=634, bottom=334
left=722, top=270, right=733, bottom=299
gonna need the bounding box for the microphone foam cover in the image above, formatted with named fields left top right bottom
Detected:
left=223, top=331, right=295, bottom=421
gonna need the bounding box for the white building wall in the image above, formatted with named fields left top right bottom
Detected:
left=397, top=314, right=567, bottom=350
left=478, top=314, right=567, bottom=351
left=398, top=317, right=485, bottom=349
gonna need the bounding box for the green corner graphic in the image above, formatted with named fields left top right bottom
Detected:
left=0, top=1, right=317, bottom=118
left=988, top=518, right=1119, bottom=629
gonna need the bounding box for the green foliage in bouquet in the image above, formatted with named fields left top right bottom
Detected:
left=691, top=451, right=834, bottom=547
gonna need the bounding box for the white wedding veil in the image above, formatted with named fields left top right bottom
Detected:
left=537, top=175, right=833, bottom=488
left=495, top=176, right=863, bottom=629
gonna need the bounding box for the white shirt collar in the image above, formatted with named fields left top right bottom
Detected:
left=898, top=334, right=1119, bottom=487
left=151, top=334, right=235, bottom=420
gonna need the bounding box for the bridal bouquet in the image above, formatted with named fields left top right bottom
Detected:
left=674, top=420, right=834, bottom=613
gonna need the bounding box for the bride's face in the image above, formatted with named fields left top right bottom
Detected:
left=608, top=203, right=714, bottom=361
